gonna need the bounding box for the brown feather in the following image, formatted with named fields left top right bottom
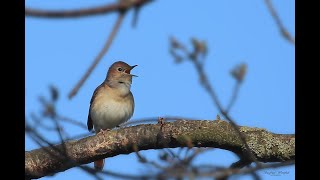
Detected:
left=87, top=82, right=105, bottom=132
left=94, top=159, right=105, bottom=170
left=87, top=113, right=93, bottom=132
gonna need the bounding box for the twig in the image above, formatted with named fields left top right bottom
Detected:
left=57, top=115, right=87, bottom=130
left=133, top=144, right=165, bottom=169
left=264, top=0, right=295, bottom=44
left=177, top=147, right=184, bottom=158
left=183, top=148, right=210, bottom=165
left=80, top=165, right=153, bottom=180
left=247, top=164, right=261, bottom=180
left=132, top=6, right=141, bottom=27
left=30, top=113, right=56, bottom=131
left=225, top=81, right=241, bottom=114
left=227, top=63, right=247, bottom=113
left=52, top=117, right=68, bottom=153
left=164, top=148, right=179, bottom=159
left=68, top=12, right=125, bottom=99
left=25, top=0, right=152, bottom=18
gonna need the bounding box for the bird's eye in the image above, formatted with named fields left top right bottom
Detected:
left=117, top=67, right=123, bottom=71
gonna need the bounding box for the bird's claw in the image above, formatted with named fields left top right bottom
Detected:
left=97, top=129, right=110, bottom=135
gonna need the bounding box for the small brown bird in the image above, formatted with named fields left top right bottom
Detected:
left=87, top=61, right=137, bottom=170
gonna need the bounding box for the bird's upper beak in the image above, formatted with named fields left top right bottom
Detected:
left=125, top=65, right=138, bottom=77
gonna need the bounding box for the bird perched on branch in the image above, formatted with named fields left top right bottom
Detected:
left=87, top=61, right=137, bottom=170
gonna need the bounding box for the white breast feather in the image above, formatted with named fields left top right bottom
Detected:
left=91, top=92, right=133, bottom=132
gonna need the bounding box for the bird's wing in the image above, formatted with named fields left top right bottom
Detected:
left=87, top=83, right=104, bottom=132
left=129, top=91, right=135, bottom=117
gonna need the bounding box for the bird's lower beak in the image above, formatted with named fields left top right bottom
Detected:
left=125, top=65, right=138, bottom=77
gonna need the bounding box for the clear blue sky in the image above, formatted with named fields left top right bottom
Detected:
left=26, top=0, right=295, bottom=179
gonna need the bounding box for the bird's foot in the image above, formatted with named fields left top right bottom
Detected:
left=158, top=117, right=165, bottom=125
left=97, top=129, right=110, bottom=135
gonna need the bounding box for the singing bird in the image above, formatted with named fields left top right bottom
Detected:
left=87, top=61, right=137, bottom=170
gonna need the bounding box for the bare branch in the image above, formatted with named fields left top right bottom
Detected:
left=25, top=0, right=152, bottom=18
left=183, top=148, right=212, bottom=165
left=57, top=115, right=88, bottom=130
left=25, top=120, right=295, bottom=179
left=133, top=144, right=165, bottom=169
left=30, top=113, right=56, bottom=131
left=225, top=82, right=241, bottom=114
left=131, top=6, right=141, bottom=27
left=264, top=0, right=295, bottom=44
left=51, top=117, right=67, bottom=152
left=68, top=12, right=125, bottom=99
left=226, top=63, right=247, bottom=113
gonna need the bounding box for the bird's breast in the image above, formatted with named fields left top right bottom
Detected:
left=90, top=92, right=134, bottom=132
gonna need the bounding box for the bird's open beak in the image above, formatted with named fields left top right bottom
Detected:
left=125, top=65, right=138, bottom=77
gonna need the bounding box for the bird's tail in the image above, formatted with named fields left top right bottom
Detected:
left=94, top=159, right=105, bottom=170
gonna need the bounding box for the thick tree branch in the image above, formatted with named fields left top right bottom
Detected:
left=25, top=0, right=152, bottom=18
left=25, top=120, right=295, bottom=179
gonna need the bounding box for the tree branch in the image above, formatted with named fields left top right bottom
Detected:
left=25, top=120, right=295, bottom=179
left=264, top=0, right=295, bottom=45
left=25, top=0, right=152, bottom=18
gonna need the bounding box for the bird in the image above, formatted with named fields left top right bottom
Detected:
left=87, top=61, right=137, bottom=170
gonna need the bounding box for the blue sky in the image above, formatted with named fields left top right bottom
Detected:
left=26, top=0, right=295, bottom=179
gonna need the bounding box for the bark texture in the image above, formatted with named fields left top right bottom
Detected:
left=25, top=120, right=295, bottom=179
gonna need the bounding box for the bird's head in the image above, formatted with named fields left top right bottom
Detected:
left=106, top=61, right=137, bottom=85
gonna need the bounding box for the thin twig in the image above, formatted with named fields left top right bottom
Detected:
left=68, top=12, right=125, bottom=99
left=183, top=148, right=210, bottom=165
left=52, top=117, right=68, bottom=153
left=131, top=6, right=141, bottom=27
left=25, top=0, right=152, bottom=18
left=57, top=115, right=87, bottom=130
left=164, top=148, right=178, bottom=159
left=133, top=144, right=165, bottom=169
left=30, top=113, right=56, bottom=131
left=80, top=165, right=153, bottom=180
left=225, top=81, right=241, bottom=114
left=177, top=147, right=184, bottom=158
left=247, top=164, right=261, bottom=180
left=264, top=0, right=295, bottom=44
